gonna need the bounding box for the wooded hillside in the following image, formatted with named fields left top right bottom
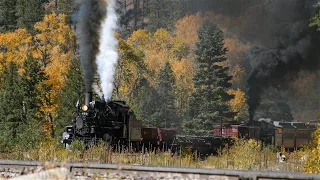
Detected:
left=0, top=0, right=319, bottom=149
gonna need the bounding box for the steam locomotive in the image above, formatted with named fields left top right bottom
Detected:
left=62, top=92, right=141, bottom=148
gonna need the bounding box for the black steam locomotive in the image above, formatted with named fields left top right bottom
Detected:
left=62, top=92, right=141, bottom=148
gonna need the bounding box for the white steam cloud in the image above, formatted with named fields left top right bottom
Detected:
left=96, top=0, right=118, bottom=100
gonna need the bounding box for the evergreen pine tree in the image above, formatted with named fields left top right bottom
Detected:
left=134, top=82, right=159, bottom=127
left=16, top=0, right=44, bottom=31
left=152, top=62, right=178, bottom=128
left=0, top=62, right=25, bottom=149
left=21, top=55, right=47, bottom=120
left=184, top=20, right=234, bottom=136
left=55, top=57, right=85, bottom=136
left=17, top=56, right=45, bottom=149
left=0, top=0, right=17, bottom=32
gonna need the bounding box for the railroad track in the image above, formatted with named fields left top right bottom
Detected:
left=0, top=159, right=319, bottom=180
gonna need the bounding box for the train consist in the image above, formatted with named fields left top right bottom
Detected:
left=62, top=92, right=318, bottom=154
left=213, top=119, right=318, bottom=150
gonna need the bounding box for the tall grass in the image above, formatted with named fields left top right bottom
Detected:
left=0, top=138, right=315, bottom=173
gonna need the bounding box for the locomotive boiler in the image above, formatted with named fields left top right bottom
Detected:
left=62, top=92, right=141, bottom=147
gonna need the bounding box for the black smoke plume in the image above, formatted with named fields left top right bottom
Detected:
left=246, top=0, right=320, bottom=124
left=75, top=0, right=107, bottom=92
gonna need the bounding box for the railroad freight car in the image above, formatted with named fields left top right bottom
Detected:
left=140, top=128, right=177, bottom=151
left=141, top=127, right=158, bottom=150
left=274, top=121, right=313, bottom=149
left=215, top=119, right=317, bottom=150
left=171, top=135, right=232, bottom=158
left=213, top=124, right=260, bottom=141
left=273, top=121, right=283, bottom=148
left=157, top=128, right=176, bottom=151
left=279, top=122, right=296, bottom=149
left=213, top=124, right=241, bottom=137
left=293, top=122, right=312, bottom=148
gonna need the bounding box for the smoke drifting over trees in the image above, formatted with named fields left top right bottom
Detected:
left=191, top=0, right=320, bottom=121
left=75, top=0, right=107, bottom=92
left=243, top=0, right=320, bottom=122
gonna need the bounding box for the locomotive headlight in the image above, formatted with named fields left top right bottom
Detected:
left=82, top=105, right=88, bottom=111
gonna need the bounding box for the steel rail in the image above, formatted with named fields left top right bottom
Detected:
left=0, top=159, right=319, bottom=180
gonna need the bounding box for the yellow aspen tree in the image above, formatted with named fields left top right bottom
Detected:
left=126, top=29, right=152, bottom=49
left=175, top=12, right=204, bottom=51
left=0, top=29, right=33, bottom=74
left=227, top=88, right=249, bottom=121
left=171, top=58, right=195, bottom=114
left=146, top=28, right=175, bottom=79
left=116, top=36, right=145, bottom=99
left=33, top=13, right=75, bottom=136
left=304, top=124, right=320, bottom=173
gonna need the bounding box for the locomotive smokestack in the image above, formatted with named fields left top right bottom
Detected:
left=85, top=92, right=93, bottom=106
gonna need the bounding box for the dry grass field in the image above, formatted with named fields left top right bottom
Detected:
left=0, top=138, right=318, bottom=174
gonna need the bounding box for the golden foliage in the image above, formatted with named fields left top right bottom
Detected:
left=230, top=64, right=246, bottom=87
left=145, top=28, right=176, bottom=76
left=304, top=148, right=320, bottom=173
left=227, top=88, right=248, bottom=121
left=116, top=37, right=144, bottom=98
left=227, top=89, right=246, bottom=112
left=171, top=58, right=195, bottom=114
left=224, top=38, right=250, bottom=65
left=303, top=124, right=320, bottom=173
left=171, top=58, right=194, bottom=91
left=153, top=28, right=173, bottom=50
left=119, top=27, right=195, bottom=113
left=0, top=12, right=74, bottom=131
left=175, top=12, right=204, bottom=50
left=126, top=28, right=187, bottom=84
left=34, top=13, right=75, bottom=115
left=0, top=29, right=32, bottom=74
left=127, top=29, right=151, bottom=48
